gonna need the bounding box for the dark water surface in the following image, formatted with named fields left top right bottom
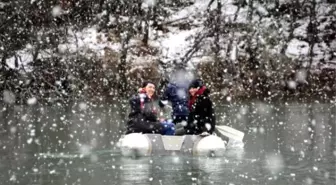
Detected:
left=0, top=101, right=335, bottom=185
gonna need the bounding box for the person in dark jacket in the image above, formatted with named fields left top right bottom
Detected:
left=185, top=79, right=216, bottom=135
left=159, top=82, right=189, bottom=124
left=159, top=69, right=192, bottom=123
left=126, top=81, right=175, bottom=135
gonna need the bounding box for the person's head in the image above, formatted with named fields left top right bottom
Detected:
left=170, top=67, right=193, bottom=87
left=142, top=81, right=155, bottom=98
left=188, top=79, right=203, bottom=96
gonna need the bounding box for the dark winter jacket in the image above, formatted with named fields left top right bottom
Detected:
left=185, top=86, right=216, bottom=135
left=126, top=93, right=163, bottom=134
left=159, top=83, right=189, bottom=117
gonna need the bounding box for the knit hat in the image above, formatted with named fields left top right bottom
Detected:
left=189, top=79, right=203, bottom=89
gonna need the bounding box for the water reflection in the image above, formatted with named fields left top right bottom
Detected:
left=0, top=102, right=334, bottom=185
left=119, top=157, right=152, bottom=184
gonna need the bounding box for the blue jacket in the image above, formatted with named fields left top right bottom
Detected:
left=159, top=82, right=189, bottom=116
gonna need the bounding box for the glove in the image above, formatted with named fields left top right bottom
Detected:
left=161, top=119, right=175, bottom=135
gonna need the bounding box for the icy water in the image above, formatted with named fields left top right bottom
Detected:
left=0, top=102, right=335, bottom=185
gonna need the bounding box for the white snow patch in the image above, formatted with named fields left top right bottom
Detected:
left=293, top=22, right=308, bottom=37
left=142, top=0, right=156, bottom=8
left=256, top=5, right=269, bottom=16
left=5, top=49, right=33, bottom=70
left=58, top=27, right=121, bottom=56
left=5, top=46, right=53, bottom=71
left=286, top=39, right=309, bottom=57
left=128, top=55, right=159, bottom=66
left=170, top=0, right=209, bottom=21
left=159, top=28, right=202, bottom=63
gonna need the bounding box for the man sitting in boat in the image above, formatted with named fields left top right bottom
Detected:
left=158, top=71, right=190, bottom=135
left=185, top=79, right=216, bottom=135
left=126, top=81, right=175, bottom=135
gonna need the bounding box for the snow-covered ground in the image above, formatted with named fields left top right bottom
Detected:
left=6, top=46, right=34, bottom=70
left=57, top=27, right=121, bottom=56
left=285, top=39, right=309, bottom=58
left=158, top=27, right=204, bottom=63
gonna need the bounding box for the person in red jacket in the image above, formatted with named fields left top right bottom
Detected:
left=185, top=79, right=216, bottom=135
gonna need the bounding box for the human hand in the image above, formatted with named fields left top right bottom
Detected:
left=159, top=118, right=166, bottom=123
left=138, top=88, right=145, bottom=93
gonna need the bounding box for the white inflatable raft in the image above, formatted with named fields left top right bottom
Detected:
left=117, top=133, right=229, bottom=157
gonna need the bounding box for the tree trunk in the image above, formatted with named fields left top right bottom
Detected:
left=214, top=0, right=222, bottom=63
left=245, top=0, right=259, bottom=70
left=143, top=7, right=152, bottom=46
left=307, top=0, right=317, bottom=69
left=225, top=0, right=242, bottom=74
left=118, top=20, right=132, bottom=98
left=280, top=0, right=299, bottom=54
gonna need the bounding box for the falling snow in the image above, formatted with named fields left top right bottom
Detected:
left=265, top=153, right=285, bottom=174
left=3, top=90, right=15, bottom=104
left=51, top=5, right=62, bottom=17
left=0, top=0, right=334, bottom=185
left=27, top=97, right=37, bottom=105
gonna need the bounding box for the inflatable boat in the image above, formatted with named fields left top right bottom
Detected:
left=117, top=133, right=229, bottom=157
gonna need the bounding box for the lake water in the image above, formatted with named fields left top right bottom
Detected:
left=0, top=101, right=335, bottom=185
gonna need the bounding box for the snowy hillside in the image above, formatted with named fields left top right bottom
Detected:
left=1, top=0, right=335, bottom=102
left=5, top=0, right=336, bottom=70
